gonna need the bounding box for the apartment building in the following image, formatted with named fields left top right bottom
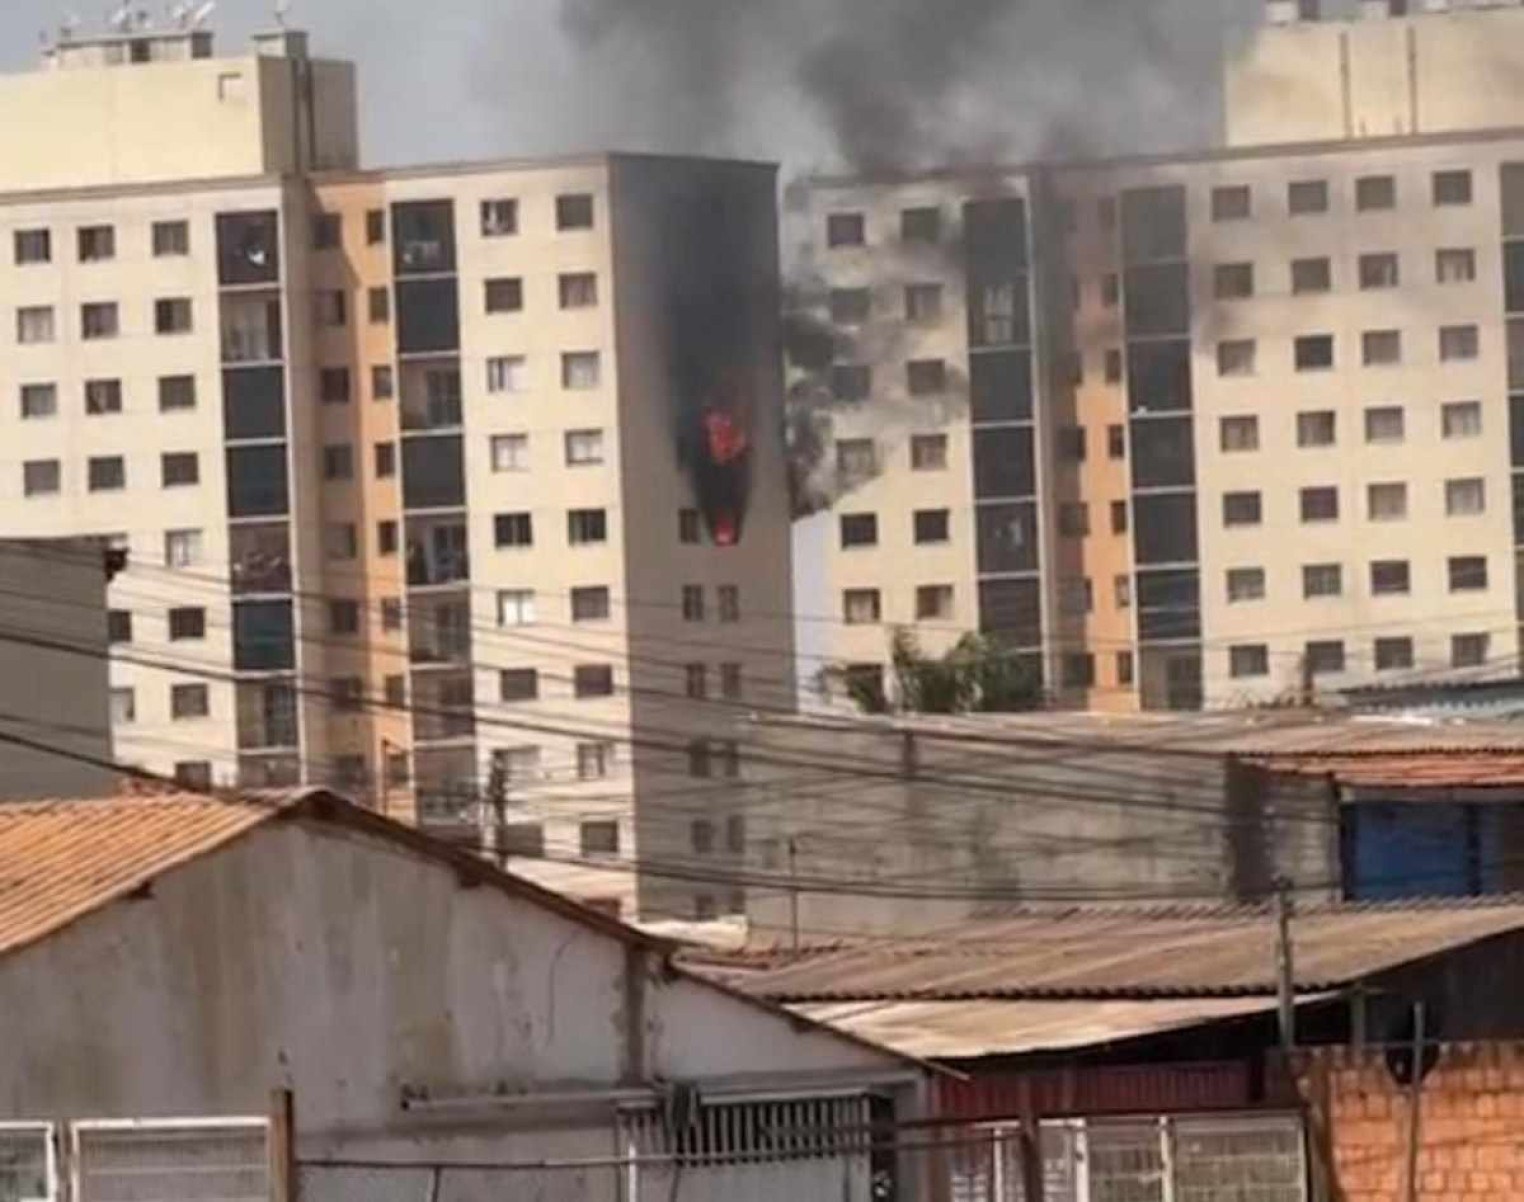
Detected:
left=793, top=0, right=1524, bottom=713
left=0, top=23, right=794, bottom=920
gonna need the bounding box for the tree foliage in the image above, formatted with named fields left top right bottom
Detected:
left=824, top=628, right=1044, bottom=715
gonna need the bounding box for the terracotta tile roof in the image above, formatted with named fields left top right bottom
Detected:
left=1253, top=748, right=1524, bottom=788
left=0, top=789, right=290, bottom=958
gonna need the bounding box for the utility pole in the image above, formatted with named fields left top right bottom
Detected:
left=484, top=759, right=508, bottom=869
left=1403, top=1001, right=1427, bottom=1202
left=1275, top=878, right=1296, bottom=1051
left=787, top=835, right=800, bottom=952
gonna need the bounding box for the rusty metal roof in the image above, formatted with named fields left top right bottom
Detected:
left=726, top=899, right=1524, bottom=1003
left=1253, top=748, right=1524, bottom=789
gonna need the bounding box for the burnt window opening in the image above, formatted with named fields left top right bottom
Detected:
left=1132, top=418, right=1196, bottom=489
left=222, top=367, right=284, bottom=439
left=969, top=350, right=1032, bottom=422
left=556, top=194, right=595, bottom=231
left=901, top=206, right=941, bottom=243
left=1123, top=263, right=1190, bottom=336
left=1123, top=186, right=1188, bottom=262
left=1134, top=494, right=1199, bottom=565
left=215, top=210, right=280, bottom=286
left=972, top=426, right=1035, bottom=499
left=830, top=364, right=871, bottom=402
left=1127, top=340, right=1192, bottom=413
left=393, top=200, right=457, bottom=275
left=401, top=436, right=466, bottom=511
left=826, top=212, right=866, bottom=248
left=396, top=279, right=460, bottom=355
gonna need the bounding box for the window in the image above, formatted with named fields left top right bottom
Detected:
left=556, top=194, right=595, bottom=230
left=1291, top=257, right=1331, bottom=294
left=1371, top=560, right=1411, bottom=596
left=1439, top=324, right=1479, bottom=361
left=840, top=513, right=878, bottom=548
left=1058, top=426, right=1087, bottom=461
left=1114, top=574, right=1132, bottom=610
left=685, top=663, right=708, bottom=699
left=152, top=219, right=189, bottom=256
left=1230, top=645, right=1269, bottom=678
left=907, top=359, right=947, bottom=396
left=168, top=607, right=206, bottom=640
left=718, top=585, right=740, bottom=623
left=1446, top=477, right=1486, bottom=516
left=329, top=679, right=364, bottom=714
left=559, top=272, right=598, bottom=308
left=380, top=598, right=402, bottom=630
left=20, top=383, right=55, bottom=418
left=482, top=198, right=518, bottom=236
left=1303, top=563, right=1342, bottom=598
left=1060, top=579, right=1094, bottom=617
left=16, top=306, right=54, bottom=344
left=498, top=589, right=536, bottom=626
left=1223, top=491, right=1262, bottom=527
left=1102, top=275, right=1120, bottom=308
left=373, top=441, right=397, bottom=479
left=151, top=296, right=193, bottom=335
left=565, top=428, right=603, bottom=465
left=1362, top=329, right=1401, bottom=366
left=720, top=662, right=743, bottom=699
left=161, top=452, right=199, bottom=487
left=328, top=599, right=360, bottom=634
left=568, top=508, right=607, bottom=545
left=577, top=742, right=614, bottom=781
left=1362, top=481, right=1405, bottom=521
left=320, top=367, right=351, bottom=404
left=485, top=277, right=524, bottom=314
left=562, top=351, right=600, bottom=389
left=1214, top=262, right=1254, bottom=299
left=1061, top=653, right=1096, bottom=688
left=1433, top=169, right=1472, bottom=206
left=916, top=585, right=953, bottom=620
left=910, top=434, right=947, bottom=471
left=377, top=520, right=398, bottom=555
left=1359, top=253, right=1399, bottom=290
left=1110, top=500, right=1128, bottom=534
left=1442, top=400, right=1482, bottom=439
left=1301, top=486, right=1339, bottom=522
left=325, top=523, right=357, bottom=560
left=1218, top=339, right=1257, bottom=377
left=78, top=225, right=115, bottom=261
left=1356, top=175, right=1396, bottom=211
left=85, top=379, right=122, bottom=415
left=1306, top=640, right=1346, bottom=676
left=1449, top=555, right=1488, bottom=591
left=1436, top=247, right=1476, bottom=284
left=571, top=586, right=611, bottom=622
left=174, top=762, right=212, bottom=790
left=905, top=283, right=943, bottom=322
left=81, top=302, right=118, bottom=340
left=1116, top=651, right=1135, bottom=687
left=22, top=459, right=60, bottom=497
left=500, top=668, right=538, bottom=702
left=1452, top=633, right=1490, bottom=667
left=914, top=509, right=950, bottom=544
left=1058, top=503, right=1090, bottom=537
left=1296, top=411, right=1336, bottom=447
left=828, top=288, right=870, bottom=324
left=322, top=443, right=354, bottom=481
left=495, top=746, right=542, bottom=783
left=1375, top=637, right=1414, bottom=671
left=368, top=287, right=390, bottom=324
left=1211, top=185, right=1250, bottom=221
left=1288, top=179, right=1328, bottom=214
left=1227, top=567, right=1265, bottom=603
left=901, top=206, right=940, bottom=242
left=108, top=609, right=133, bottom=644
left=383, top=676, right=406, bottom=708
left=365, top=209, right=386, bottom=245
left=678, top=508, right=701, bottom=544
left=1297, top=332, right=1335, bottom=371
left=88, top=456, right=125, bottom=492
left=494, top=512, right=533, bottom=548
left=165, top=528, right=203, bottom=567
left=487, top=356, right=527, bottom=393
left=821, top=368, right=873, bottom=410
left=14, top=228, right=50, bottom=263
left=487, top=435, right=528, bottom=476
left=573, top=664, right=614, bottom=698
left=682, top=585, right=705, bottom=621
left=1365, top=406, right=1405, bottom=443
left=1102, top=424, right=1124, bottom=460
left=581, top=820, right=619, bottom=858
left=1105, top=349, right=1123, bottom=382
left=826, top=212, right=865, bottom=247
left=837, top=438, right=877, bottom=478
left=314, top=290, right=346, bottom=327
left=312, top=213, right=341, bottom=249
left=843, top=588, right=881, bottom=625
left=158, top=374, right=195, bottom=411
left=1220, top=415, right=1258, bottom=452
left=110, top=686, right=136, bottom=724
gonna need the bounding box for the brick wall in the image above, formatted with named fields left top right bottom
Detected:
left=1294, top=1043, right=1524, bottom=1201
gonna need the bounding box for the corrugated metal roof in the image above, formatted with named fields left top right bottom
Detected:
left=0, top=789, right=289, bottom=959
left=1254, top=749, right=1524, bottom=788
left=730, top=899, right=1524, bottom=1002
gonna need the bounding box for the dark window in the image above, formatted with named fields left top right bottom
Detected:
left=1359, top=253, right=1400, bottom=290
left=1296, top=411, right=1336, bottom=447
left=500, top=669, right=539, bottom=702
left=973, top=426, right=1035, bottom=498
left=1127, top=340, right=1192, bottom=412
left=168, top=607, right=206, bottom=640
left=1131, top=418, right=1195, bottom=488
left=85, top=379, right=122, bottom=414
left=227, top=445, right=288, bottom=517
left=322, top=443, right=353, bottom=481
left=1302, top=563, right=1342, bottom=598
left=481, top=199, right=518, bottom=236
left=829, top=288, right=870, bottom=324
left=320, top=367, right=351, bottom=404
left=161, top=452, right=199, bottom=487
left=108, top=610, right=132, bottom=644
left=976, top=503, right=1038, bottom=574
left=485, top=277, right=523, bottom=313
left=393, top=200, right=456, bottom=274
left=1105, top=349, right=1123, bottom=382
left=233, top=600, right=295, bottom=671
left=568, top=508, right=608, bottom=545
left=401, top=436, right=466, bottom=509
left=365, top=209, right=386, bottom=245
left=1110, top=501, right=1128, bottom=534
left=1214, top=262, right=1254, bottom=299
left=1134, top=495, right=1199, bottom=565
left=901, top=207, right=940, bottom=243
left=1356, top=175, right=1396, bottom=211
left=312, top=213, right=341, bottom=249
left=1449, top=556, right=1488, bottom=592
left=556, top=194, right=595, bottom=230
left=1124, top=262, right=1190, bottom=335
left=1305, top=640, right=1345, bottom=675
left=14, top=228, right=50, bottom=264
left=223, top=367, right=284, bottom=439
left=374, top=441, right=396, bottom=478
left=679, top=509, right=701, bottom=544
left=571, top=587, right=611, bottom=622
left=907, top=359, right=947, bottom=396
left=1363, top=329, right=1402, bottom=365
left=329, top=600, right=360, bottom=635
left=377, top=520, right=398, bottom=556
left=559, top=272, right=598, bottom=308
left=969, top=350, right=1033, bottom=421
left=1229, top=645, right=1269, bottom=678
left=913, top=509, right=950, bottom=544
left=1058, top=503, right=1089, bottom=537
left=230, top=523, right=291, bottom=594
left=574, top=665, right=614, bottom=698
left=840, top=513, right=878, bottom=548
left=1295, top=335, right=1335, bottom=371
left=977, top=578, right=1043, bottom=647
left=88, top=456, right=125, bottom=491
left=1375, top=637, right=1414, bottom=671
left=1291, top=257, right=1331, bottom=294
left=581, top=821, right=619, bottom=856
left=831, top=365, right=871, bottom=402
left=1135, top=568, right=1200, bottom=640
left=1223, top=491, right=1262, bottom=527
left=1288, top=180, right=1328, bottom=214
left=1433, top=170, right=1472, bottom=206
left=215, top=211, right=280, bottom=285
left=826, top=212, right=865, bottom=247
left=77, top=225, right=115, bottom=261
left=153, top=220, right=189, bottom=256
left=1211, top=185, right=1251, bottom=221
left=81, top=302, right=119, bottom=339
left=396, top=278, right=460, bottom=355
left=494, top=512, right=533, bottom=548
left=174, top=762, right=212, bottom=790
left=1107, top=424, right=1126, bottom=458
left=159, top=375, right=196, bottom=412
left=1371, top=560, right=1411, bottom=595
left=1300, top=486, right=1339, bottom=522
left=1220, top=415, right=1259, bottom=452
left=155, top=298, right=193, bottom=334
left=369, top=287, right=390, bottom=324
left=1117, top=651, right=1135, bottom=686
left=1058, top=426, right=1087, bottom=461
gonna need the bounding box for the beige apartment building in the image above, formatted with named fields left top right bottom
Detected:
left=793, top=0, right=1524, bottom=713
left=0, top=22, right=794, bottom=920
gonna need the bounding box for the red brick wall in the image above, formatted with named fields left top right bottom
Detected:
left=1295, top=1043, right=1524, bottom=1202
